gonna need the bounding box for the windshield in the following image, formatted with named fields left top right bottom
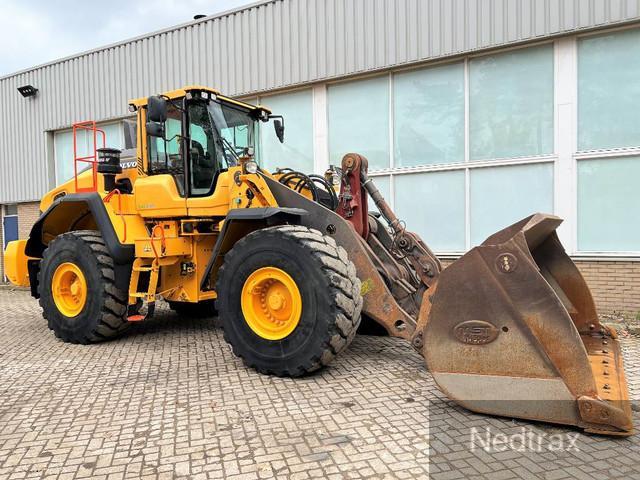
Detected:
left=186, top=99, right=260, bottom=196
left=207, top=100, right=258, bottom=167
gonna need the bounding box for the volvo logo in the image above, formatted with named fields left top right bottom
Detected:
left=453, top=320, right=500, bottom=345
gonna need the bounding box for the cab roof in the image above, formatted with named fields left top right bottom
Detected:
left=129, top=85, right=271, bottom=115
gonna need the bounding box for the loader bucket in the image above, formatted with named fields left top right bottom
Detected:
left=423, top=214, right=633, bottom=436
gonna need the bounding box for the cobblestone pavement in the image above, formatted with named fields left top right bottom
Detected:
left=0, top=289, right=638, bottom=480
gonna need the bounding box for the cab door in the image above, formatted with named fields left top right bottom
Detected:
left=135, top=103, right=188, bottom=218
left=185, top=101, right=232, bottom=217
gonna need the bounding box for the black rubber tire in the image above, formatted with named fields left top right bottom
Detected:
left=168, top=300, right=217, bottom=318
left=38, top=230, right=130, bottom=344
left=217, top=225, right=362, bottom=377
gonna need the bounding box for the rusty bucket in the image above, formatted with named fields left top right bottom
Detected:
left=423, top=214, right=633, bottom=436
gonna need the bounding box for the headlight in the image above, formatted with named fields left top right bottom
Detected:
left=244, top=161, right=258, bottom=174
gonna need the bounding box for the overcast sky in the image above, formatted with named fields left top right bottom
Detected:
left=0, top=0, right=254, bottom=76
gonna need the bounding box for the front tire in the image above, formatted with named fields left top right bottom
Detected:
left=217, top=225, right=362, bottom=377
left=38, top=230, right=129, bottom=344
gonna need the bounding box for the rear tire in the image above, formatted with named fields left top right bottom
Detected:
left=38, top=230, right=130, bottom=344
left=168, top=300, right=217, bottom=318
left=217, top=225, right=362, bottom=377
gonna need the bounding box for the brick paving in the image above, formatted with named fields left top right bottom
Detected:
left=0, top=289, right=638, bottom=479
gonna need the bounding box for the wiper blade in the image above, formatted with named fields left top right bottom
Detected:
left=220, top=136, right=240, bottom=161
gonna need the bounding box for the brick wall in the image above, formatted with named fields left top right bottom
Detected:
left=17, top=202, right=40, bottom=240
left=440, top=257, right=639, bottom=317
left=575, top=260, right=640, bottom=317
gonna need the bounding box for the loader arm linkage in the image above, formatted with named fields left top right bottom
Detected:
left=328, top=153, right=633, bottom=436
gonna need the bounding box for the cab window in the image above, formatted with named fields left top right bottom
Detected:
left=148, top=103, right=183, bottom=174
left=188, top=102, right=220, bottom=196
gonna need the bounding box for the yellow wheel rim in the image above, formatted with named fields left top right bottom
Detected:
left=241, top=267, right=302, bottom=340
left=51, top=262, right=87, bottom=318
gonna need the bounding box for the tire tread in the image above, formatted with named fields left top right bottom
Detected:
left=38, top=230, right=129, bottom=344
left=217, top=225, right=362, bottom=377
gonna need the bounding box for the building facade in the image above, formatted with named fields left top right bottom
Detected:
left=1, top=0, right=639, bottom=315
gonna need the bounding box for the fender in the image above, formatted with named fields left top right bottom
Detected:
left=200, top=207, right=307, bottom=290
left=25, top=193, right=135, bottom=296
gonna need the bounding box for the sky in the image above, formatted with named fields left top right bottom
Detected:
left=0, top=0, right=254, bottom=76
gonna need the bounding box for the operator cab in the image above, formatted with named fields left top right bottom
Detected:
left=133, top=87, right=280, bottom=198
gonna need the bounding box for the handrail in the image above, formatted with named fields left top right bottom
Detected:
left=73, top=121, right=106, bottom=193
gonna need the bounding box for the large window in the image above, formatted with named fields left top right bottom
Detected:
left=578, top=157, right=640, bottom=252
left=394, top=63, right=465, bottom=167
left=259, top=89, right=314, bottom=173
left=328, top=76, right=390, bottom=170
left=395, top=171, right=466, bottom=251
left=576, top=28, right=640, bottom=253
left=578, top=28, right=640, bottom=151
left=470, top=164, right=554, bottom=245
left=54, top=122, right=124, bottom=184
left=363, top=44, right=556, bottom=252
left=469, top=44, right=554, bottom=160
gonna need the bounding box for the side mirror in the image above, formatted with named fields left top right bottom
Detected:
left=146, top=121, right=165, bottom=138
left=147, top=95, right=167, bottom=123
left=273, top=118, right=285, bottom=144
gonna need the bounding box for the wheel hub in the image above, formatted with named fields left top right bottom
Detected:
left=51, top=262, right=87, bottom=318
left=241, top=267, right=302, bottom=340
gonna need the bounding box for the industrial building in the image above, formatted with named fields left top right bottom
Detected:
left=1, top=0, right=639, bottom=315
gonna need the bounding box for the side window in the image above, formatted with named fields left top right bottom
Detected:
left=148, top=104, right=183, bottom=173
left=189, top=103, right=219, bottom=196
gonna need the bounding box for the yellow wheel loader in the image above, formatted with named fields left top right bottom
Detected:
left=4, top=86, right=633, bottom=436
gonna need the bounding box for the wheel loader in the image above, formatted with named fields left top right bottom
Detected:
left=3, top=86, right=633, bottom=436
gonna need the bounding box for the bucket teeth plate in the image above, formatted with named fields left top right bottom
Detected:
left=580, top=331, right=633, bottom=435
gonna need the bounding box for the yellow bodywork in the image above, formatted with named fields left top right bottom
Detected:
left=3, top=85, right=306, bottom=309
left=4, top=240, right=31, bottom=287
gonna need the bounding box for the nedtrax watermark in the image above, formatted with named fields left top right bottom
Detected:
left=470, top=426, right=580, bottom=453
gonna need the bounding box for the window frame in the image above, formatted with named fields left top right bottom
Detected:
left=238, top=27, right=640, bottom=259
left=570, top=24, right=640, bottom=258
left=368, top=40, right=557, bottom=255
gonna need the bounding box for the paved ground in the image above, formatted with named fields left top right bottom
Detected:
left=0, top=289, right=638, bottom=480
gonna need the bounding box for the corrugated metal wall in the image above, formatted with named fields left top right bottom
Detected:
left=1, top=0, right=640, bottom=203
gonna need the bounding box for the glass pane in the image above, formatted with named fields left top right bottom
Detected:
left=188, top=103, right=217, bottom=196
left=329, top=76, right=390, bottom=170
left=395, top=171, right=466, bottom=251
left=578, top=157, right=640, bottom=252
left=260, top=89, right=314, bottom=173
left=469, top=45, right=554, bottom=160
left=54, top=122, right=123, bottom=184
left=153, top=118, right=181, bottom=155
left=394, top=63, right=464, bottom=167
left=367, top=175, right=390, bottom=214
left=4, top=204, right=17, bottom=216
left=578, top=28, right=640, bottom=150
left=470, top=163, right=554, bottom=245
